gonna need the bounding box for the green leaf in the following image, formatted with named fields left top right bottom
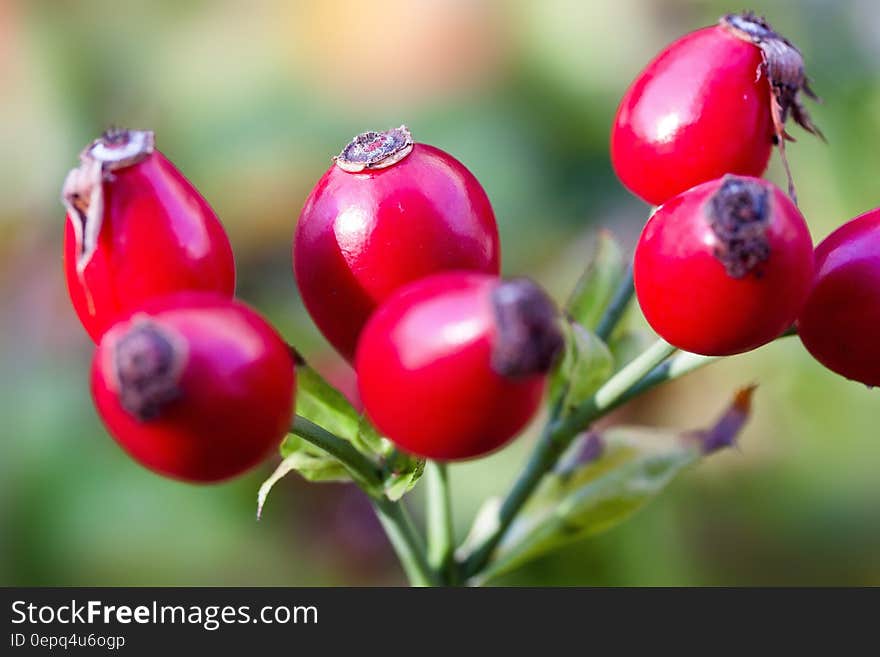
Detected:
left=383, top=456, right=426, bottom=502
left=294, top=366, right=362, bottom=446
left=477, top=389, right=755, bottom=583
left=550, top=322, right=614, bottom=414
left=293, top=365, right=384, bottom=462
left=288, top=366, right=425, bottom=501
left=355, top=415, right=385, bottom=455
left=565, top=230, right=625, bottom=331
left=381, top=448, right=426, bottom=501
left=477, top=429, right=699, bottom=582
left=258, top=436, right=351, bottom=518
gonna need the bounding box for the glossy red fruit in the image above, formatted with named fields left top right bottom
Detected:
left=63, top=129, right=235, bottom=342
left=91, top=292, right=294, bottom=483
left=356, top=272, right=562, bottom=460
left=611, top=12, right=820, bottom=206
left=294, top=126, right=500, bottom=362
left=634, top=175, right=814, bottom=356
left=798, top=208, right=880, bottom=386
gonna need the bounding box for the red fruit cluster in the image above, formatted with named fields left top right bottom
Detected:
left=612, top=12, right=820, bottom=206
left=617, top=12, right=878, bottom=386
left=64, top=129, right=294, bottom=482
left=294, top=127, right=561, bottom=460
left=66, top=12, right=875, bottom=480
left=294, top=126, right=500, bottom=362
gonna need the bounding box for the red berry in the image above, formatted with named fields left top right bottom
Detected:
left=356, top=272, right=562, bottom=460
left=63, top=129, right=235, bottom=342
left=798, top=208, right=880, bottom=386
left=634, top=175, right=814, bottom=356
left=91, top=292, right=294, bottom=483
left=294, top=126, right=500, bottom=362
left=611, top=12, right=820, bottom=206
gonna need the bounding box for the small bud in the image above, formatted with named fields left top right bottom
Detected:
left=694, top=385, right=756, bottom=454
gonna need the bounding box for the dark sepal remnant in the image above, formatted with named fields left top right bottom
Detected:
left=707, top=175, right=771, bottom=279
left=491, top=278, right=564, bottom=378
left=335, top=125, right=414, bottom=173
left=114, top=320, right=184, bottom=421
left=720, top=11, right=823, bottom=200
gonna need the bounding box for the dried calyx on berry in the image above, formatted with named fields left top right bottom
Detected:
left=707, top=175, right=771, bottom=279
left=334, top=125, right=414, bottom=173
left=113, top=318, right=185, bottom=422
left=720, top=12, right=822, bottom=198
left=61, top=128, right=155, bottom=274
left=490, top=278, right=564, bottom=378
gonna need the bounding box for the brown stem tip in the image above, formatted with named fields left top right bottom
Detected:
left=491, top=278, right=564, bottom=379
left=113, top=319, right=185, bottom=422
left=334, top=125, right=414, bottom=173
left=707, top=175, right=771, bottom=279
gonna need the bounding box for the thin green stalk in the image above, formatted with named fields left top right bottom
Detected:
left=554, top=339, right=677, bottom=435
left=373, top=498, right=441, bottom=587
left=594, top=263, right=635, bottom=341
left=461, top=339, right=677, bottom=578
left=291, top=416, right=381, bottom=487
left=425, top=461, right=456, bottom=583
left=291, top=415, right=439, bottom=587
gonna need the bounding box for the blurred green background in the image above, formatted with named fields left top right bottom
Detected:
left=2, top=0, right=879, bottom=586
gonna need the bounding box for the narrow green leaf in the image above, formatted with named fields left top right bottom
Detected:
left=258, top=436, right=351, bottom=518
left=565, top=230, right=625, bottom=331
left=294, top=366, right=361, bottom=446
left=383, top=456, right=426, bottom=502
left=477, top=389, right=755, bottom=583
left=477, top=431, right=698, bottom=582
left=355, top=415, right=385, bottom=455
left=380, top=448, right=426, bottom=501
left=293, top=365, right=388, bottom=467
left=550, top=322, right=614, bottom=414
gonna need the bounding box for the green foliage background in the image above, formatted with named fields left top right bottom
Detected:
left=2, top=0, right=879, bottom=585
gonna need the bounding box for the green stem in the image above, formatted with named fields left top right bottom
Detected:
left=425, top=461, right=456, bottom=583
left=291, top=416, right=381, bottom=488
left=594, top=263, right=634, bottom=341
left=372, top=497, right=441, bottom=587
left=461, top=339, right=677, bottom=578
left=291, top=415, right=439, bottom=587
left=555, top=339, right=677, bottom=435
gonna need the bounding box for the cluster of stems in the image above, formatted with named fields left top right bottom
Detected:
left=288, top=265, right=743, bottom=586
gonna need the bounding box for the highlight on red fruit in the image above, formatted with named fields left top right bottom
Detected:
left=798, top=208, right=880, bottom=387
left=91, top=292, right=295, bottom=483
left=63, top=129, right=236, bottom=342
left=634, top=175, right=814, bottom=356
left=293, top=125, right=500, bottom=362
left=611, top=12, right=821, bottom=206
left=356, top=272, right=563, bottom=461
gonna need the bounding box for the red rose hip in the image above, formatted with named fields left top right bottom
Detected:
left=634, top=175, right=814, bottom=356
left=356, top=272, right=563, bottom=461
left=63, top=129, right=235, bottom=342
left=91, top=292, right=295, bottom=482
left=611, top=12, right=820, bottom=205
left=798, top=208, right=880, bottom=386
left=294, top=126, right=500, bottom=362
